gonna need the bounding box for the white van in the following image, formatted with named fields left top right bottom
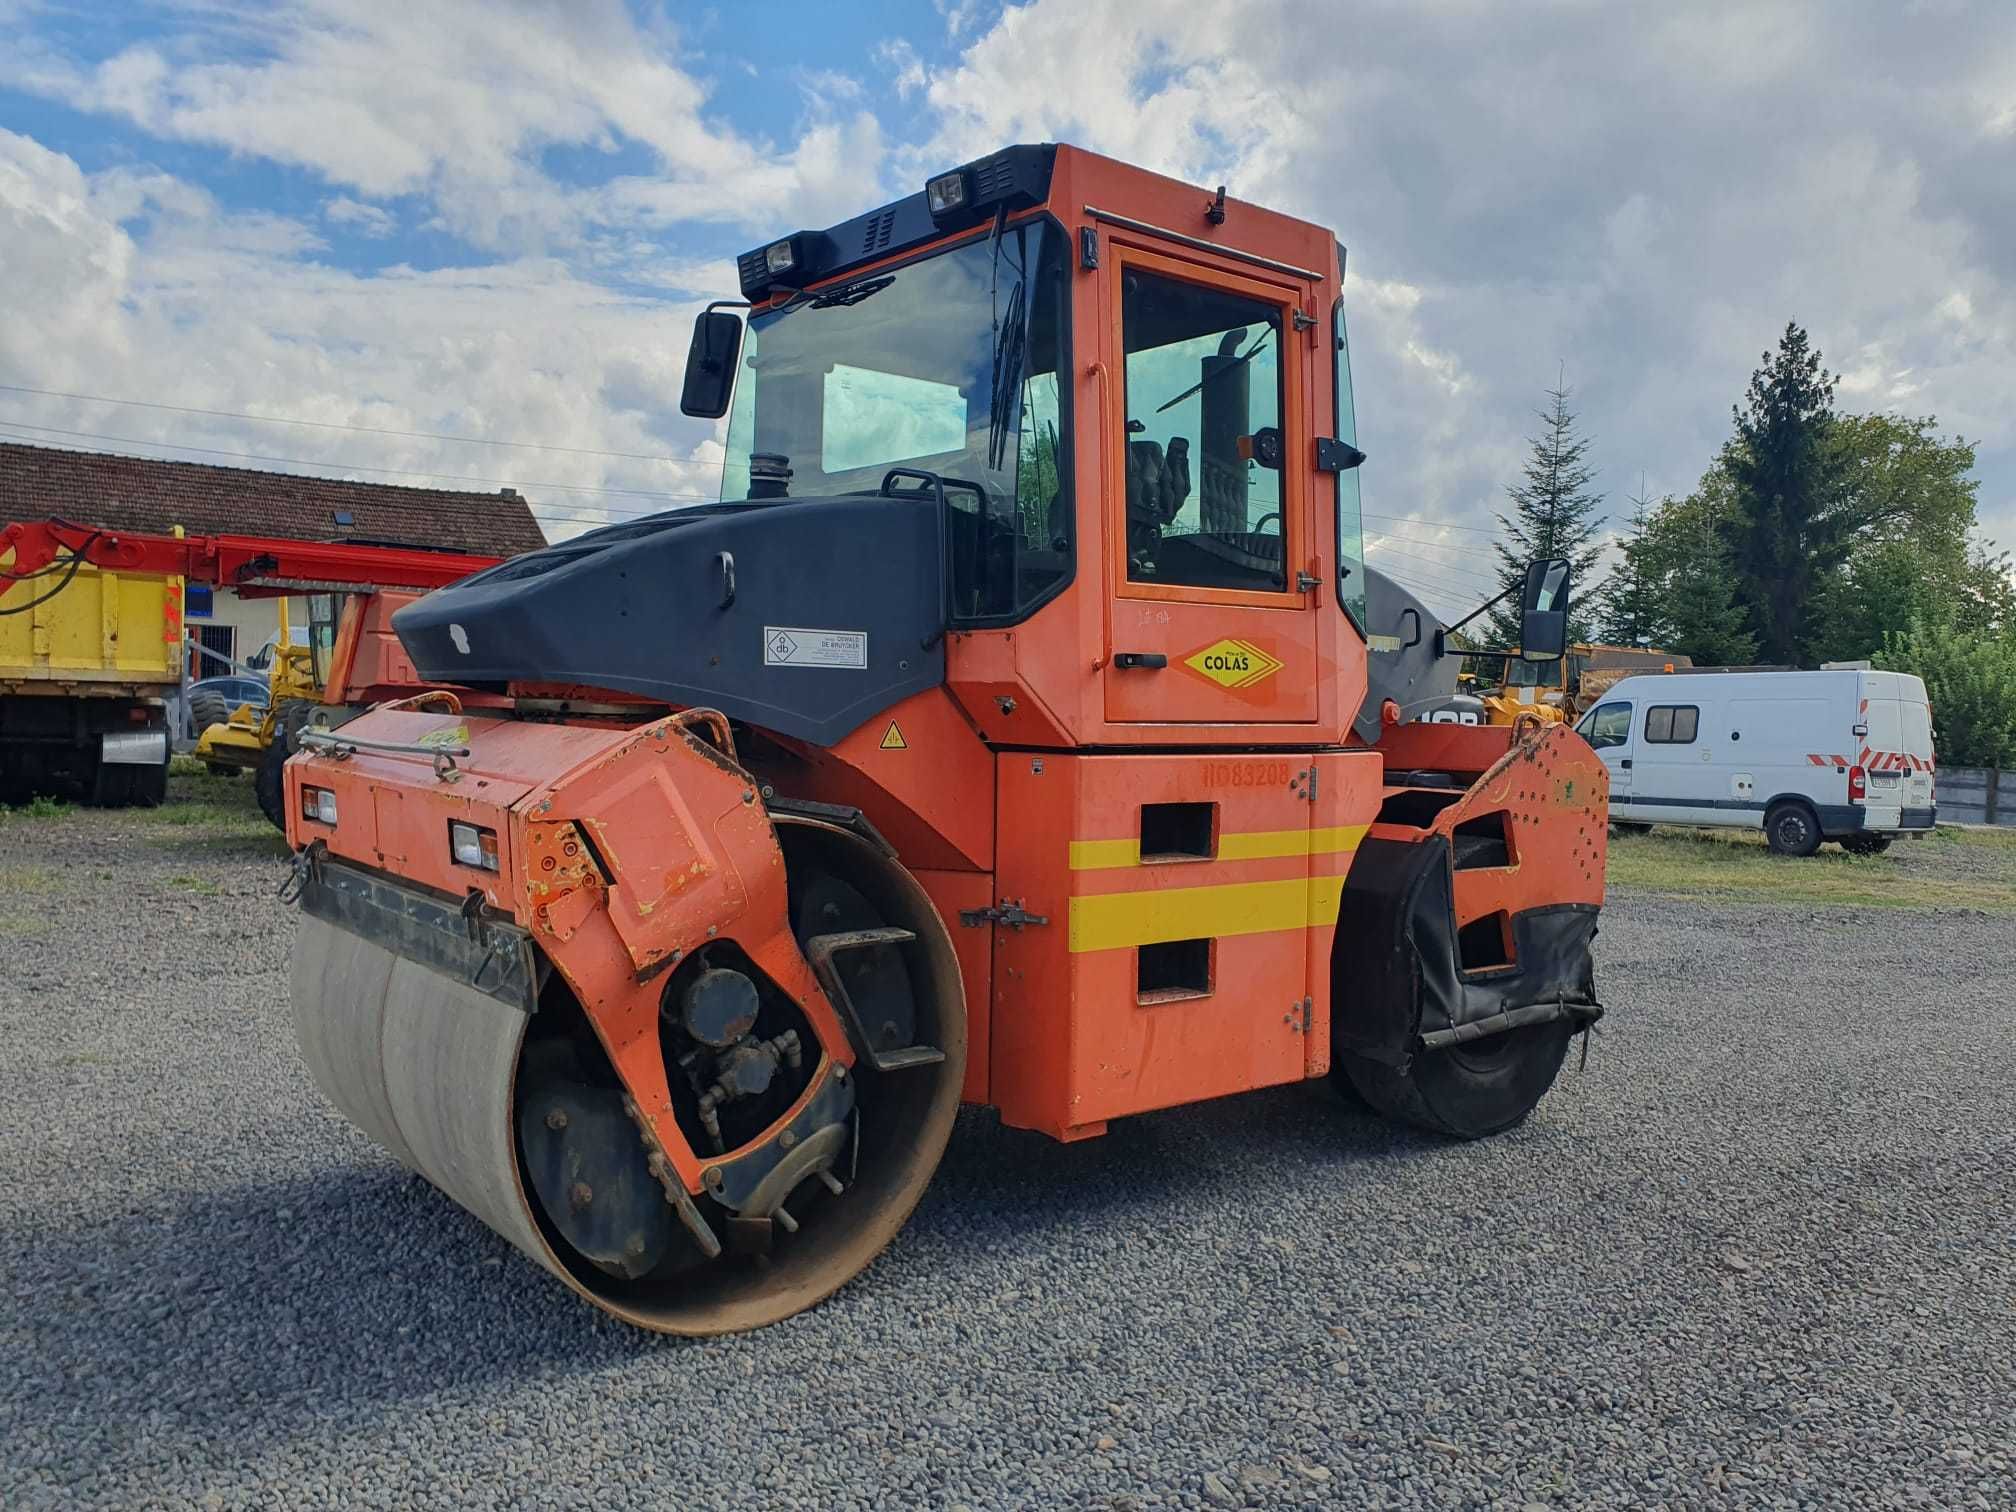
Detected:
left=1573, top=668, right=1936, bottom=855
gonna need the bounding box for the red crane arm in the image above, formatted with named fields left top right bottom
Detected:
left=0, top=517, right=503, bottom=602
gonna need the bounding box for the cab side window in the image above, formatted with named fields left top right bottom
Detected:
left=1645, top=705, right=1699, bottom=744
left=1581, top=701, right=1631, bottom=750
left=1120, top=268, right=1286, bottom=592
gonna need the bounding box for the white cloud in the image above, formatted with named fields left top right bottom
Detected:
left=0, top=129, right=721, bottom=542
left=916, top=0, right=2016, bottom=551
left=11, top=0, right=888, bottom=252
left=324, top=197, right=396, bottom=238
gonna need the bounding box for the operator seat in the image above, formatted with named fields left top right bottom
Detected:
left=1125, top=435, right=1191, bottom=577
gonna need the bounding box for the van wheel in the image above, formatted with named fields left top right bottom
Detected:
left=1842, top=833, right=1893, bottom=856
left=1610, top=821, right=1653, bottom=835
left=1765, top=801, right=1821, bottom=857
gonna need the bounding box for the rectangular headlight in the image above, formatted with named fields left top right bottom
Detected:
left=450, top=820, right=499, bottom=872
left=926, top=171, right=968, bottom=217
left=300, top=786, right=338, bottom=825
left=763, top=239, right=797, bottom=274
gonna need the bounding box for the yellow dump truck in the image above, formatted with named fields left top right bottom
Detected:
left=1482, top=643, right=1691, bottom=727
left=0, top=547, right=179, bottom=806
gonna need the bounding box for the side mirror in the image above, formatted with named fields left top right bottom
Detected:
left=680, top=309, right=745, bottom=419
left=1519, top=557, right=1570, bottom=661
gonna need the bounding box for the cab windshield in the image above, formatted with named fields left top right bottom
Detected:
left=719, top=220, right=1072, bottom=620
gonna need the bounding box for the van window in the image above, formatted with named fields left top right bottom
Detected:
left=1582, top=701, right=1631, bottom=750
left=1903, top=700, right=1933, bottom=756
left=1645, top=705, right=1699, bottom=744
left=1865, top=698, right=1903, bottom=752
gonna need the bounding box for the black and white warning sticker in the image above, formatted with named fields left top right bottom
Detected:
left=763, top=625, right=868, bottom=669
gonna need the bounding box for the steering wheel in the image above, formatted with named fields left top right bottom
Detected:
left=1253, top=512, right=1282, bottom=536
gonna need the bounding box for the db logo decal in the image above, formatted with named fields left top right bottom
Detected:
left=1183, top=638, right=1283, bottom=691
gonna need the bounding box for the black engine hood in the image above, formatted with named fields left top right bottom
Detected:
left=393, top=495, right=946, bottom=747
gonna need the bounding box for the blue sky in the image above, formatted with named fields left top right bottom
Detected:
left=1, top=0, right=2011, bottom=614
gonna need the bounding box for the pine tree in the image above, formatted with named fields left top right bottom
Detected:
left=1721, top=323, right=1847, bottom=663
left=1596, top=485, right=1664, bottom=646
left=1487, top=383, right=1608, bottom=645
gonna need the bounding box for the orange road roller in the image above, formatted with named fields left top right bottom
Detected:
left=282, top=143, right=1608, bottom=1334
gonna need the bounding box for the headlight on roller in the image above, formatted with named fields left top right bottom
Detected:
left=450, top=820, right=500, bottom=871
left=300, top=786, right=338, bottom=825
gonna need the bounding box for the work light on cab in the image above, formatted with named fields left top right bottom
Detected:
left=925, top=171, right=968, bottom=218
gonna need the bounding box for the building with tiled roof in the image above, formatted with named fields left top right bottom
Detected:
left=0, top=441, right=547, bottom=675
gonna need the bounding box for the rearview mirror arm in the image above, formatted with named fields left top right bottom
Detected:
left=1431, top=582, right=1518, bottom=659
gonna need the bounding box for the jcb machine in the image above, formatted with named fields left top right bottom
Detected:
left=279, top=145, right=1609, bottom=1335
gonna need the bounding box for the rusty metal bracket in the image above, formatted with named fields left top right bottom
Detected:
left=959, top=899, right=1049, bottom=930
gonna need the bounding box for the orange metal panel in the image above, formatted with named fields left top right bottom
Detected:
left=988, top=750, right=1380, bottom=1140
left=912, top=868, right=995, bottom=1107
left=743, top=687, right=995, bottom=873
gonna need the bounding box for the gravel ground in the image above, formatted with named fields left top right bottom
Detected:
left=2, top=782, right=2012, bottom=1510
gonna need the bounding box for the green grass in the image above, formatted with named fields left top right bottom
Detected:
left=167, top=873, right=224, bottom=896
left=1606, top=824, right=2016, bottom=911
left=0, top=794, right=73, bottom=822
left=0, top=863, right=60, bottom=892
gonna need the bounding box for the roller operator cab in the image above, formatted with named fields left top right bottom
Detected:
left=282, top=144, right=1610, bottom=1335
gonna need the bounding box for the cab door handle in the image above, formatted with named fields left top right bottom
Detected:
left=1620, top=758, right=1632, bottom=770
left=1113, top=652, right=1167, bottom=669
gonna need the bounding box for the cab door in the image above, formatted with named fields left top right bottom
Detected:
left=1100, top=245, right=1323, bottom=726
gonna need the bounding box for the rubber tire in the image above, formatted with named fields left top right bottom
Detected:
left=1842, top=833, right=1893, bottom=856
left=1342, top=1020, right=1575, bottom=1140
left=1334, top=830, right=1576, bottom=1139
left=1765, top=801, right=1822, bottom=857
left=255, top=700, right=319, bottom=831
left=187, top=689, right=232, bottom=741
left=1610, top=821, right=1653, bottom=835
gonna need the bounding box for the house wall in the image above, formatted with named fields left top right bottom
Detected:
left=185, top=588, right=292, bottom=675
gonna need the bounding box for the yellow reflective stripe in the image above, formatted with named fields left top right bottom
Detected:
left=1068, top=874, right=1350, bottom=953
left=1067, top=824, right=1367, bottom=871
left=1067, top=837, right=1142, bottom=870
left=1220, top=824, right=1367, bottom=861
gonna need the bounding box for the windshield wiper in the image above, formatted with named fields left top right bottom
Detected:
left=985, top=213, right=1031, bottom=472
left=987, top=278, right=1029, bottom=471
left=1150, top=327, right=1273, bottom=414
left=810, top=275, right=895, bottom=309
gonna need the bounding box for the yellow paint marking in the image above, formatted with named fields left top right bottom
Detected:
left=1068, top=824, right=1367, bottom=871
left=1069, top=874, right=1351, bottom=953
left=879, top=721, right=907, bottom=750
left=1067, top=837, right=1143, bottom=870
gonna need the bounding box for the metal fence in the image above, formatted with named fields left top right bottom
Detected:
left=1938, top=766, right=2016, bottom=826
